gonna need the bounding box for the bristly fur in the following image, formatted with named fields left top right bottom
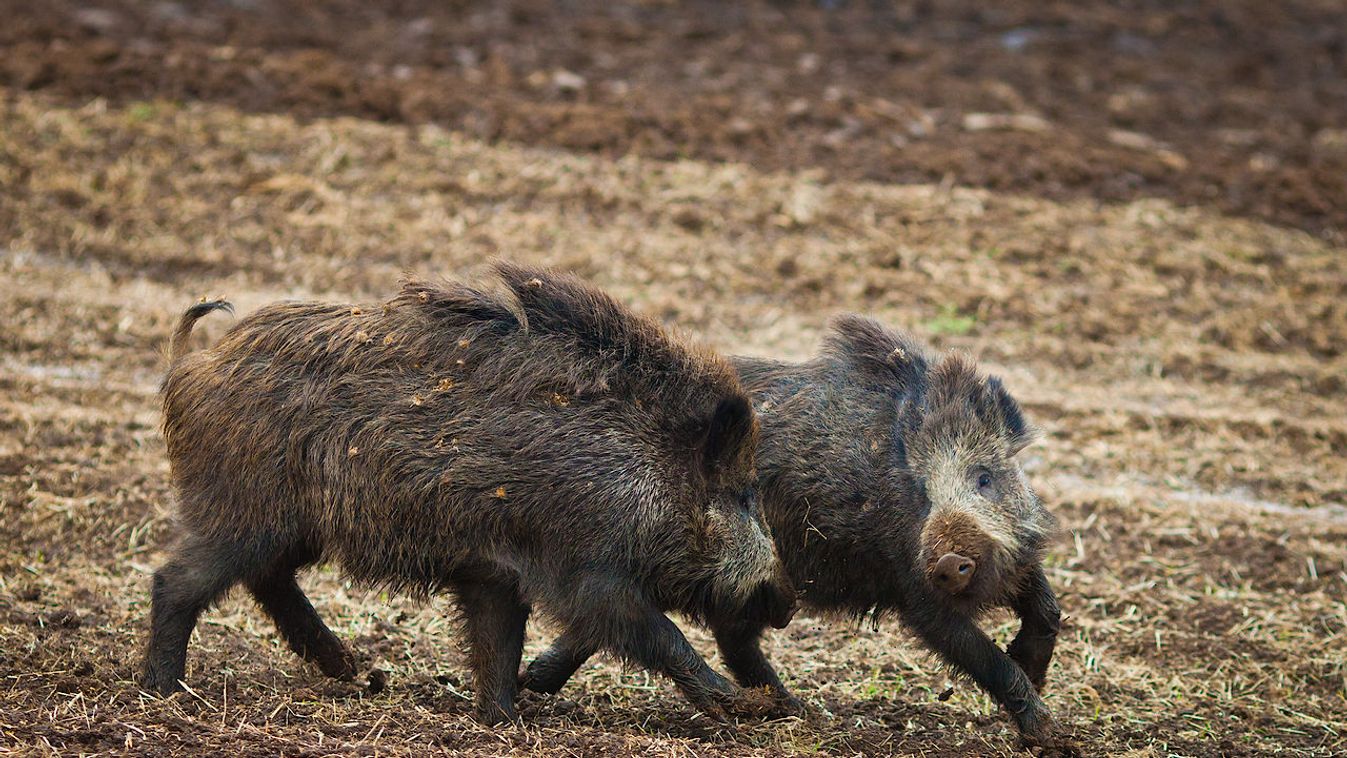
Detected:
left=143, top=263, right=792, bottom=724
left=821, top=313, right=931, bottom=396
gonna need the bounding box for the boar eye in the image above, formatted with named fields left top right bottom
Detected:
left=975, top=470, right=995, bottom=496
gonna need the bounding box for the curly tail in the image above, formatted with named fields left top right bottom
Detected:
left=169, top=300, right=233, bottom=364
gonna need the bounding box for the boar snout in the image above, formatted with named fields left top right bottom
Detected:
left=921, top=508, right=1000, bottom=596
left=931, top=552, right=976, bottom=594
left=741, top=573, right=798, bottom=629
left=768, top=585, right=799, bottom=629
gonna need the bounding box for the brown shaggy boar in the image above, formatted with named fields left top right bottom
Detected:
left=142, top=263, right=796, bottom=724
left=524, top=316, right=1067, bottom=748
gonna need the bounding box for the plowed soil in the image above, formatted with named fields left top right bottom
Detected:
left=4, top=0, right=1347, bottom=238
left=2, top=2, right=1346, bottom=757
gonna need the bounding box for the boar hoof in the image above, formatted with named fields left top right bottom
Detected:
left=321, top=651, right=359, bottom=682
left=140, top=668, right=185, bottom=697
left=685, top=691, right=734, bottom=724
left=719, top=685, right=780, bottom=720
left=699, top=702, right=732, bottom=725
left=518, top=665, right=566, bottom=695
left=1027, top=737, right=1082, bottom=758
left=778, top=693, right=807, bottom=718
left=474, top=701, right=520, bottom=726
left=1020, top=721, right=1080, bottom=757
left=759, top=689, right=807, bottom=719
left=1007, top=637, right=1051, bottom=692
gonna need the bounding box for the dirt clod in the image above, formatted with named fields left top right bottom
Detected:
left=367, top=668, right=388, bottom=695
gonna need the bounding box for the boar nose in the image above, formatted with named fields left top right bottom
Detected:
left=932, top=552, right=976, bottom=594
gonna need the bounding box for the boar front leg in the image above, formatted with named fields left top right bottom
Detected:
left=455, top=579, right=530, bottom=725
left=617, top=608, right=739, bottom=717
left=524, top=618, right=795, bottom=718
left=1006, top=566, right=1061, bottom=691
left=711, top=619, right=803, bottom=715
left=907, top=603, right=1065, bottom=750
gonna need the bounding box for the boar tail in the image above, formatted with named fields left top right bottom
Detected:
left=169, top=300, right=233, bottom=364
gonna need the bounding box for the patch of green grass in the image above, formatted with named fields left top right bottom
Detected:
left=128, top=102, right=159, bottom=122
left=924, top=304, right=977, bottom=336
left=858, top=666, right=905, bottom=700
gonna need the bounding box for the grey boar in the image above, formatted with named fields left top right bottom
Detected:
left=523, top=315, right=1066, bottom=748
left=141, top=263, right=796, bottom=724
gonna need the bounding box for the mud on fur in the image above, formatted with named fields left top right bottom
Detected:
left=142, top=262, right=795, bottom=724
left=525, top=315, right=1071, bottom=750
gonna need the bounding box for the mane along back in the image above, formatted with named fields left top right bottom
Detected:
left=389, top=265, right=745, bottom=445
left=821, top=314, right=931, bottom=397
left=400, top=263, right=739, bottom=400
left=493, top=262, right=719, bottom=383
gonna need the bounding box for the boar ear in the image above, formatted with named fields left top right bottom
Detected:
left=987, top=376, right=1036, bottom=455
left=700, top=395, right=756, bottom=482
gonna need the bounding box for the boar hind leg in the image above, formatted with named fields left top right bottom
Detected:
left=247, top=550, right=356, bottom=681
left=143, top=533, right=266, bottom=695
left=1006, top=566, right=1061, bottom=692
left=712, top=621, right=803, bottom=715
left=456, top=580, right=530, bottom=725
left=519, top=628, right=595, bottom=695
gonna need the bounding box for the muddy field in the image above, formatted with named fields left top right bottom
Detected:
left=2, top=1, right=1346, bottom=756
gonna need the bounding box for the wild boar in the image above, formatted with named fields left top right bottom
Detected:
left=142, top=263, right=795, bottom=724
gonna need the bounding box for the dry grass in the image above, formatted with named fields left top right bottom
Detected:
left=2, top=92, right=1345, bottom=756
